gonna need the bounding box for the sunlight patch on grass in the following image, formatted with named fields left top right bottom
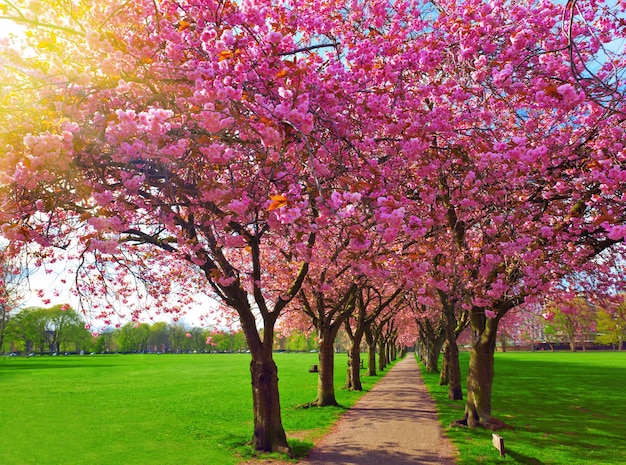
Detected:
left=420, top=351, right=626, bottom=465
left=0, top=352, right=390, bottom=465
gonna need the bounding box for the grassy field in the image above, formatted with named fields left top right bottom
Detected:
left=0, top=352, right=386, bottom=465
left=420, top=351, right=626, bottom=465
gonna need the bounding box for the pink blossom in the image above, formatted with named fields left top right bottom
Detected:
left=607, top=225, right=626, bottom=241
left=89, top=239, right=119, bottom=254
left=92, top=191, right=114, bottom=205
left=556, top=84, right=584, bottom=109
left=227, top=198, right=251, bottom=216
left=123, top=174, right=145, bottom=191
left=87, top=216, right=124, bottom=232
left=278, top=87, right=293, bottom=99
left=217, top=275, right=236, bottom=286
left=259, top=125, right=283, bottom=147
left=348, top=236, right=371, bottom=252
left=116, top=79, right=131, bottom=94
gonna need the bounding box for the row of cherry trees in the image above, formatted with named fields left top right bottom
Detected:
left=1, top=0, right=625, bottom=452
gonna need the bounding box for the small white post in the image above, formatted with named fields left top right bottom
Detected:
left=492, top=433, right=505, bottom=456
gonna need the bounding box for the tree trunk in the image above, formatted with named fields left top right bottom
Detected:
left=364, top=325, right=376, bottom=376
left=345, top=347, right=352, bottom=390
left=453, top=309, right=508, bottom=430
left=345, top=339, right=362, bottom=390
left=0, top=314, right=6, bottom=353
left=463, top=334, right=495, bottom=428
left=250, top=353, right=289, bottom=453
left=316, top=334, right=338, bottom=406
left=378, top=340, right=387, bottom=371
left=499, top=333, right=507, bottom=352
left=367, top=339, right=377, bottom=376
left=439, top=341, right=450, bottom=386
left=300, top=282, right=357, bottom=406
left=446, top=335, right=463, bottom=401
left=425, top=336, right=444, bottom=372
left=235, top=287, right=290, bottom=453
left=344, top=312, right=366, bottom=391
left=442, top=302, right=463, bottom=400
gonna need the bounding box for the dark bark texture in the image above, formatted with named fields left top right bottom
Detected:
left=316, top=335, right=339, bottom=406
left=453, top=309, right=511, bottom=431
left=250, top=354, right=289, bottom=452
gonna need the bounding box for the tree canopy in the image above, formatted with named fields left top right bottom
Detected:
left=1, top=0, right=625, bottom=450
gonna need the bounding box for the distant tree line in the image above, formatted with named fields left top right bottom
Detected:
left=495, top=294, right=626, bottom=352
left=2, top=305, right=336, bottom=355
left=3, top=305, right=92, bottom=355
left=0, top=305, right=250, bottom=355
left=97, top=321, right=250, bottom=354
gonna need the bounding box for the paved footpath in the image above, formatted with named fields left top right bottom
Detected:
left=300, top=356, right=457, bottom=465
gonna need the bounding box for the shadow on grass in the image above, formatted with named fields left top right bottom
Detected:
left=295, top=401, right=350, bottom=410
left=230, top=436, right=314, bottom=463
left=425, top=353, right=626, bottom=465
left=288, top=438, right=315, bottom=459
left=0, top=361, right=114, bottom=370
left=506, top=448, right=545, bottom=465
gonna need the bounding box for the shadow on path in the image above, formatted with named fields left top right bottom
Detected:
left=301, top=356, right=457, bottom=465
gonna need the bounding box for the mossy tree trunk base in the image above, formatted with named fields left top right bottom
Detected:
left=452, top=308, right=511, bottom=430
left=250, top=354, right=290, bottom=453
left=314, top=336, right=339, bottom=407
left=345, top=340, right=363, bottom=391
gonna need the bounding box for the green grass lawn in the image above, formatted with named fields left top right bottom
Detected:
left=0, top=352, right=386, bottom=465
left=420, top=351, right=626, bottom=465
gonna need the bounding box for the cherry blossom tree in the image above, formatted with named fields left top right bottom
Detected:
left=0, top=0, right=359, bottom=452
left=497, top=303, right=546, bottom=351
left=345, top=284, right=403, bottom=390
left=378, top=317, right=399, bottom=369
left=2, top=0, right=626, bottom=440
left=362, top=306, right=395, bottom=376
left=292, top=225, right=364, bottom=406
left=543, top=296, right=597, bottom=351
left=385, top=0, right=626, bottom=428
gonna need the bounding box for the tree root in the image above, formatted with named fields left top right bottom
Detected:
left=295, top=399, right=340, bottom=409
left=295, top=401, right=317, bottom=409
left=450, top=416, right=515, bottom=431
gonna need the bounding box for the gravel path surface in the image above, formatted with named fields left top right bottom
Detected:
left=299, top=356, right=458, bottom=465
left=242, top=356, right=457, bottom=465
